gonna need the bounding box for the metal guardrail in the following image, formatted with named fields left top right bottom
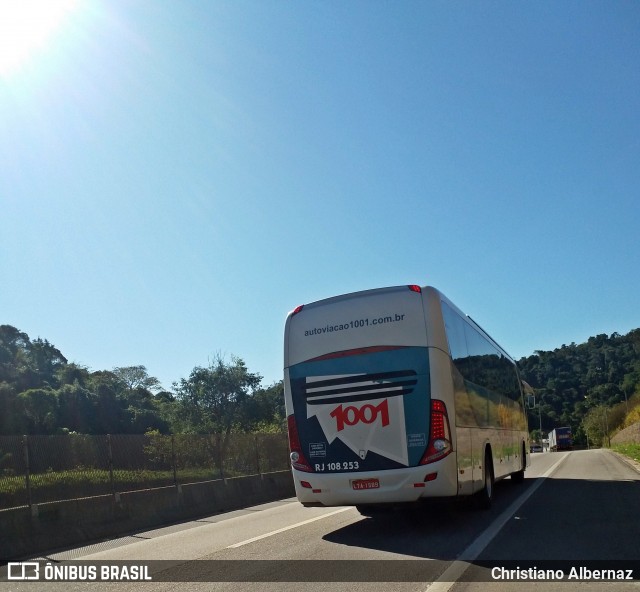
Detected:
left=0, top=433, right=289, bottom=510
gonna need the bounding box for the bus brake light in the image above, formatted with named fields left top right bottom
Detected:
left=287, top=415, right=313, bottom=472
left=420, top=399, right=452, bottom=465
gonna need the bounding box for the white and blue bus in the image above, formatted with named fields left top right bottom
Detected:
left=283, top=285, right=529, bottom=513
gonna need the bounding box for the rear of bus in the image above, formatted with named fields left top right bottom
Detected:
left=283, top=285, right=458, bottom=507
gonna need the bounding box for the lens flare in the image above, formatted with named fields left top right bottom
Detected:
left=0, top=0, right=78, bottom=77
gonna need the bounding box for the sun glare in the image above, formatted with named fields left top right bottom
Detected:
left=0, top=0, right=78, bottom=77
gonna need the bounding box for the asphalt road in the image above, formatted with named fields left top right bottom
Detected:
left=2, top=449, right=639, bottom=592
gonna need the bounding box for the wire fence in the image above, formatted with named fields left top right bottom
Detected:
left=0, top=433, right=290, bottom=510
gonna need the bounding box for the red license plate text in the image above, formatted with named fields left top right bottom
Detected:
left=352, top=478, right=380, bottom=490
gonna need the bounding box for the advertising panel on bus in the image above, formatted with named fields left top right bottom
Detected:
left=285, top=286, right=431, bottom=474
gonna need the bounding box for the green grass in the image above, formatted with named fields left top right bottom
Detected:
left=0, top=467, right=231, bottom=509
left=612, top=443, right=640, bottom=464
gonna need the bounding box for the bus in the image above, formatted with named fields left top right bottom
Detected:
left=283, top=284, right=529, bottom=513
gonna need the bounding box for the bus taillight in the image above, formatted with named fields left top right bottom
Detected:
left=287, top=415, right=313, bottom=472
left=420, top=399, right=452, bottom=465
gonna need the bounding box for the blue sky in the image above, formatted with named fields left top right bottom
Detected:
left=1, top=1, right=639, bottom=390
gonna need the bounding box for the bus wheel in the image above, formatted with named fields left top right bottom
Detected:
left=475, top=450, right=494, bottom=510
left=511, top=443, right=526, bottom=483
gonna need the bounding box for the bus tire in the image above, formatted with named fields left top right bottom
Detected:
left=475, top=449, right=494, bottom=510
left=511, top=443, right=526, bottom=483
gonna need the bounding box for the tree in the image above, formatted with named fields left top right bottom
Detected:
left=56, top=382, right=95, bottom=433
left=0, top=382, right=20, bottom=434
left=174, top=355, right=261, bottom=433
left=0, top=325, right=36, bottom=391
left=582, top=406, right=610, bottom=447
left=29, top=338, right=67, bottom=386
left=247, top=381, right=286, bottom=432
left=173, top=355, right=262, bottom=475
left=112, top=365, right=162, bottom=394
left=530, top=428, right=542, bottom=444
left=55, top=363, right=90, bottom=388
left=89, top=371, right=125, bottom=434
left=16, top=388, right=58, bottom=434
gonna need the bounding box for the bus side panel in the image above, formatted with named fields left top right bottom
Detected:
left=422, top=287, right=449, bottom=352
left=494, top=429, right=514, bottom=481
left=284, top=367, right=294, bottom=416
left=427, top=347, right=460, bottom=493
left=455, top=427, right=473, bottom=495
left=423, top=290, right=473, bottom=497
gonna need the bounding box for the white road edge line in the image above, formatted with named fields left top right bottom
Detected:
left=227, top=507, right=353, bottom=548
left=424, top=452, right=570, bottom=592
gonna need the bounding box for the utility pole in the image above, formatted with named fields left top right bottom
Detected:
left=538, top=394, right=546, bottom=449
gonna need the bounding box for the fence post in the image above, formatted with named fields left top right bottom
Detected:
left=171, top=435, right=178, bottom=488
left=107, top=434, right=115, bottom=498
left=255, top=435, right=263, bottom=480
left=216, top=433, right=226, bottom=483
left=23, top=435, right=32, bottom=510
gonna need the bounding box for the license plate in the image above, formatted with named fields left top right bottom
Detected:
left=352, top=478, right=380, bottom=490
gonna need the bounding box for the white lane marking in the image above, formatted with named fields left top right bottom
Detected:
left=227, top=507, right=353, bottom=548
left=425, top=452, right=570, bottom=592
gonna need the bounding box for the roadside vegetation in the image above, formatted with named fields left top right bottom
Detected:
left=0, top=325, right=285, bottom=437
left=2, top=323, right=640, bottom=461
left=519, top=329, right=640, bottom=447
left=611, top=443, right=640, bottom=464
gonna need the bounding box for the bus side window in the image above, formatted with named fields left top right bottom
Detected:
left=441, top=302, right=468, bottom=361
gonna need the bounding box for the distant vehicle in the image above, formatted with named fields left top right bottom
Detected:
left=548, top=427, right=573, bottom=452
left=283, top=284, right=529, bottom=513
left=530, top=444, right=543, bottom=453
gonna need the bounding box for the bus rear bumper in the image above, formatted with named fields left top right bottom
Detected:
left=291, top=457, right=458, bottom=507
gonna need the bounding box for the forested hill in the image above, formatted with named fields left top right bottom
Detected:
left=0, top=325, right=284, bottom=436
left=518, top=329, right=640, bottom=443
left=1, top=323, right=639, bottom=441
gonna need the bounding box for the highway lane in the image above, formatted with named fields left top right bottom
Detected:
left=447, top=449, right=640, bottom=592
left=2, top=449, right=639, bottom=592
